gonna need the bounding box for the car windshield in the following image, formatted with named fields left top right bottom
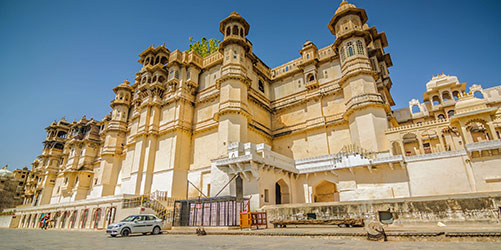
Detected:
left=121, top=216, right=137, bottom=222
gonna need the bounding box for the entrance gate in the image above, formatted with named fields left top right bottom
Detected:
left=173, top=196, right=247, bottom=227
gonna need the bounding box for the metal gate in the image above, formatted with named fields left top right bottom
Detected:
left=173, top=196, right=247, bottom=227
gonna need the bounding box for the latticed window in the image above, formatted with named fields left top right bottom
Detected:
left=356, top=40, right=364, bottom=55
left=346, top=42, right=354, bottom=57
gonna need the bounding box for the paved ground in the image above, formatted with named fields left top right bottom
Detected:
left=1, top=228, right=501, bottom=250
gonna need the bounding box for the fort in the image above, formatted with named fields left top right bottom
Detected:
left=5, top=1, right=501, bottom=230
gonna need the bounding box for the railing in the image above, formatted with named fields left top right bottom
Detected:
left=465, top=139, right=501, bottom=152
left=122, top=191, right=178, bottom=222
left=386, top=118, right=450, bottom=133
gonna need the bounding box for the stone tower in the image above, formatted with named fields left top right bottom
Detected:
left=215, top=12, right=252, bottom=157
left=96, top=80, right=132, bottom=196
left=37, top=119, right=69, bottom=205
left=329, top=1, right=390, bottom=151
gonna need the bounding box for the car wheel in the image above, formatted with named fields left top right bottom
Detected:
left=152, top=226, right=161, bottom=235
left=110, top=234, right=117, bottom=237
left=121, top=228, right=131, bottom=237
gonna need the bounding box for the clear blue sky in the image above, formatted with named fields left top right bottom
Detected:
left=1, top=0, right=500, bottom=171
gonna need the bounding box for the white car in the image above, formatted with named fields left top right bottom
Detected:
left=106, top=214, right=162, bottom=237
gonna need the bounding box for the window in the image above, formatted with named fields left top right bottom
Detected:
left=240, top=28, right=243, bottom=37
left=340, top=47, right=346, bottom=61
left=175, top=71, right=179, bottom=79
left=356, top=40, right=364, bottom=55
left=232, top=25, right=238, bottom=35
left=186, top=71, right=190, bottom=80
left=307, top=74, right=315, bottom=82
left=285, top=66, right=288, bottom=72
left=258, top=80, right=265, bottom=93
left=474, top=91, right=484, bottom=99
left=411, top=105, right=420, bottom=113
left=226, top=27, right=230, bottom=36
left=264, top=189, right=269, bottom=202
left=437, top=114, right=445, bottom=120
left=447, top=110, right=455, bottom=117
left=346, top=42, right=354, bottom=57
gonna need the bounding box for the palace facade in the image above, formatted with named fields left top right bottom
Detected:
left=13, top=1, right=501, bottom=229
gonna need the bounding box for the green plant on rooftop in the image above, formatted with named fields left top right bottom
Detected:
left=187, top=37, right=220, bottom=57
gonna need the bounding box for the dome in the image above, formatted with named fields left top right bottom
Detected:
left=335, top=0, right=357, bottom=15
left=303, top=40, right=313, bottom=48
left=0, top=165, right=13, bottom=178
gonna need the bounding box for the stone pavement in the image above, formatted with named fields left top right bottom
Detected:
left=168, top=224, right=501, bottom=241
left=1, top=228, right=501, bottom=250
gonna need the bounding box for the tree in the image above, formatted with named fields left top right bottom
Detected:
left=187, top=37, right=220, bottom=57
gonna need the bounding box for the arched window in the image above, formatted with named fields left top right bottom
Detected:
left=240, top=28, right=243, bottom=37
left=447, top=110, right=455, bottom=117
left=356, top=40, right=364, bottom=55
left=432, top=96, right=441, bottom=105
left=154, top=56, right=159, bottom=65
left=411, top=105, right=420, bottom=113
left=152, top=75, right=157, bottom=83
left=158, top=75, right=165, bottom=83
left=346, top=42, right=354, bottom=57
left=452, top=90, right=460, bottom=101
left=437, top=114, right=445, bottom=120
left=232, top=25, right=238, bottom=35
left=160, top=56, right=168, bottom=65
left=307, top=74, right=315, bottom=82
left=442, top=91, right=451, bottom=101
left=474, top=91, right=484, bottom=99
left=285, top=66, right=289, bottom=72
left=226, top=27, right=230, bottom=36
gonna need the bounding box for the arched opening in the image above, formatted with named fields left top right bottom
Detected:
left=105, top=207, right=116, bottom=227
left=239, top=28, right=243, bottom=37
left=432, top=96, right=441, bottom=105
left=442, top=91, right=452, bottom=101
left=392, top=141, right=402, bottom=155
left=232, top=25, right=238, bottom=35
left=160, top=56, right=168, bottom=65
left=80, top=209, right=89, bottom=228
left=158, top=75, right=165, bottom=83
left=467, top=120, right=490, bottom=142
left=226, top=27, right=231, bottom=36
left=154, top=56, right=159, bottom=65
left=421, top=130, right=439, bottom=154
left=411, top=105, right=420, bottom=114
left=437, top=114, right=445, bottom=120
left=152, top=75, right=157, bottom=83
left=60, top=211, right=69, bottom=229
left=69, top=210, right=78, bottom=229
left=307, top=74, right=315, bottom=82
left=26, top=214, right=31, bottom=228
left=312, top=180, right=339, bottom=202
left=474, top=91, right=484, bottom=99
left=447, top=110, right=455, bottom=117
left=145, top=57, right=150, bottom=65
left=92, top=208, right=102, bottom=229
left=452, top=90, right=460, bottom=100
left=275, top=179, right=290, bottom=205
left=403, top=133, right=419, bottom=156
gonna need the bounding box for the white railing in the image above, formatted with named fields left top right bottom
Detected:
left=465, top=139, right=501, bottom=152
